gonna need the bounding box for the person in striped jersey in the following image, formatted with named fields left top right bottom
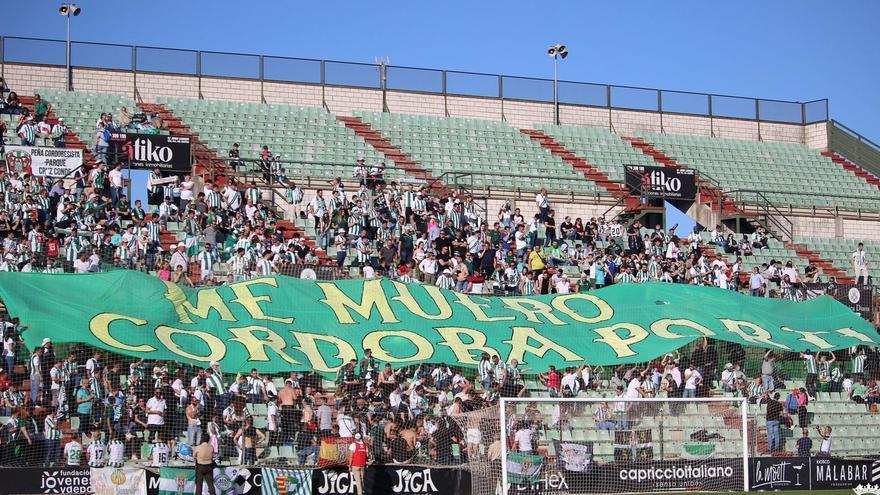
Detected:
left=851, top=347, right=867, bottom=381
left=519, top=270, right=537, bottom=295
left=818, top=351, right=836, bottom=388
left=228, top=247, right=250, bottom=281
left=286, top=180, right=304, bottom=219
left=18, top=116, right=36, bottom=146
left=801, top=350, right=819, bottom=399
left=256, top=250, right=275, bottom=277
left=203, top=182, right=223, bottom=209
left=182, top=210, right=201, bottom=258
left=437, top=268, right=455, bottom=290
left=748, top=376, right=767, bottom=404
left=44, top=409, right=64, bottom=466
left=354, top=233, right=372, bottom=268
left=197, top=244, right=216, bottom=283
left=615, top=266, right=636, bottom=284
left=51, top=118, right=68, bottom=147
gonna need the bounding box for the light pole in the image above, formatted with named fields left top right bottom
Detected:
left=547, top=44, right=568, bottom=126
left=59, top=3, right=81, bottom=91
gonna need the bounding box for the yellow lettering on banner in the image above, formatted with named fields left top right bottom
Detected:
left=154, top=325, right=226, bottom=363
left=501, top=299, right=566, bottom=325
left=551, top=294, right=614, bottom=324
left=390, top=281, right=452, bottom=320
left=453, top=293, right=515, bottom=322
left=835, top=327, right=876, bottom=344
left=436, top=327, right=499, bottom=365
left=779, top=327, right=835, bottom=350
left=163, top=282, right=236, bottom=324
left=89, top=313, right=155, bottom=352
left=290, top=332, right=357, bottom=373
left=228, top=326, right=301, bottom=364
left=505, top=326, right=582, bottom=363
left=592, top=323, right=649, bottom=358
left=317, top=280, right=399, bottom=324
left=229, top=278, right=294, bottom=324
left=362, top=331, right=434, bottom=363
left=650, top=319, right=716, bottom=339
left=719, top=319, right=790, bottom=350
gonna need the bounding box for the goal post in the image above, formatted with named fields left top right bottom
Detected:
left=497, top=396, right=750, bottom=494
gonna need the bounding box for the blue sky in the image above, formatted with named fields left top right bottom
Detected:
left=4, top=1, right=878, bottom=225
left=4, top=0, right=877, bottom=139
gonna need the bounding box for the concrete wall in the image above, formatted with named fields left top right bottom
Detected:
left=1, top=62, right=815, bottom=145
left=792, top=213, right=880, bottom=242
left=805, top=122, right=830, bottom=150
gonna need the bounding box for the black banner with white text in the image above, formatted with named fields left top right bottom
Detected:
left=625, top=165, right=697, bottom=200
left=110, top=132, right=192, bottom=174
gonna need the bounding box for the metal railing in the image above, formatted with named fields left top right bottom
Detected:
left=727, top=190, right=794, bottom=242
left=0, top=35, right=829, bottom=125
left=829, top=119, right=880, bottom=178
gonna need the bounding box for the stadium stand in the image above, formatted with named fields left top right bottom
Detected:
left=157, top=97, right=400, bottom=183
left=1, top=52, right=879, bottom=481
left=630, top=132, right=880, bottom=211
left=355, top=112, right=601, bottom=195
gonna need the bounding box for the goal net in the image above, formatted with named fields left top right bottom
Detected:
left=484, top=397, right=748, bottom=495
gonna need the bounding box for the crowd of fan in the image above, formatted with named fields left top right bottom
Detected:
left=1, top=323, right=878, bottom=467
left=0, top=85, right=866, bottom=305
left=0, top=86, right=877, bottom=467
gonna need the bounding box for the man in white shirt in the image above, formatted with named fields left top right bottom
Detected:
left=419, top=252, right=438, bottom=285
left=561, top=368, right=580, bottom=397
left=852, top=243, right=869, bottom=284
left=109, top=164, right=124, bottom=206
left=146, top=389, right=167, bottom=442
left=782, top=262, right=799, bottom=284
left=178, top=174, right=194, bottom=211
left=749, top=267, right=766, bottom=297
left=337, top=406, right=357, bottom=439
left=170, top=244, right=188, bottom=272
left=627, top=372, right=646, bottom=399
left=684, top=365, right=701, bottom=398
left=73, top=253, right=91, bottom=274
left=514, top=423, right=535, bottom=453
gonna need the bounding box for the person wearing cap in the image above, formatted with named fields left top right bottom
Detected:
left=170, top=243, right=188, bottom=273
left=354, top=158, right=367, bottom=186
left=348, top=432, right=368, bottom=495
left=18, top=115, right=36, bottom=146
left=36, top=116, right=53, bottom=147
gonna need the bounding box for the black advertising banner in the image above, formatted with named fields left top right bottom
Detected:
left=547, top=459, right=742, bottom=493
left=312, top=466, right=470, bottom=495
left=811, top=457, right=880, bottom=490
left=750, top=457, right=880, bottom=491
left=750, top=457, right=811, bottom=491
left=805, top=283, right=874, bottom=320
left=110, top=132, right=192, bottom=174
left=625, top=165, right=697, bottom=200
left=3, top=467, right=93, bottom=494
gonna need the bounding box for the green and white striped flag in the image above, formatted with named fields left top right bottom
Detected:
left=158, top=467, right=196, bottom=495
left=507, top=453, right=545, bottom=485
left=261, top=468, right=312, bottom=495
left=158, top=466, right=247, bottom=495
left=682, top=443, right=716, bottom=460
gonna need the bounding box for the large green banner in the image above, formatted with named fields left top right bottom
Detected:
left=0, top=271, right=876, bottom=374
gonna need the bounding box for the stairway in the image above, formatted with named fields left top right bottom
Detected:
left=18, top=95, right=100, bottom=169
left=784, top=241, right=854, bottom=284
left=821, top=151, right=880, bottom=191
left=520, top=129, right=650, bottom=219
left=335, top=115, right=449, bottom=195
left=138, top=103, right=331, bottom=264
left=622, top=136, right=745, bottom=216
left=137, top=102, right=231, bottom=185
